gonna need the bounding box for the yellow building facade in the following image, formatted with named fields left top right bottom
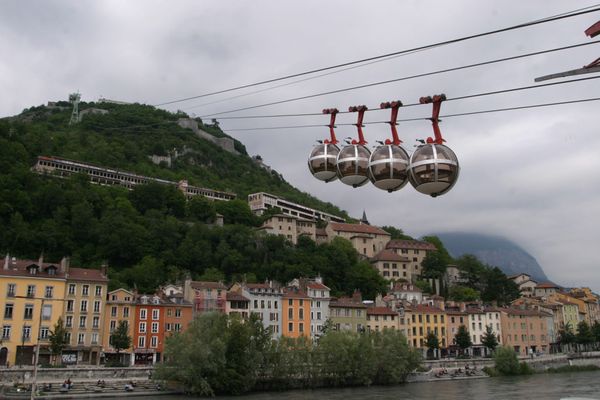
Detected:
left=1, top=257, right=67, bottom=366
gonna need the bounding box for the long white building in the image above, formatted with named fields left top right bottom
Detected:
left=248, top=192, right=345, bottom=223
left=33, top=156, right=236, bottom=202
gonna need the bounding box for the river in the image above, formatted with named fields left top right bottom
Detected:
left=147, top=371, right=600, bottom=399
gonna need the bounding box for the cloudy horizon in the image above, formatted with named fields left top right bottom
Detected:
left=2, top=0, right=599, bottom=291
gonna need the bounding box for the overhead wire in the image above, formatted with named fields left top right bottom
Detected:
left=207, top=75, right=600, bottom=120
left=199, top=40, right=600, bottom=118
left=223, top=97, right=600, bottom=131
left=154, top=5, right=600, bottom=107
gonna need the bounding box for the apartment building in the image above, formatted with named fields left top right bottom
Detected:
left=288, top=277, right=331, bottom=339
left=62, top=262, right=108, bottom=365
left=183, top=280, right=227, bottom=315
left=1, top=256, right=67, bottom=366
left=225, top=292, right=250, bottom=319
left=248, top=192, right=345, bottom=223
left=102, top=288, right=136, bottom=365
left=367, top=307, right=399, bottom=332
left=465, top=306, right=502, bottom=357
left=329, top=292, right=368, bottom=333
left=229, top=281, right=283, bottom=338
left=407, top=304, right=447, bottom=354
left=445, top=307, right=468, bottom=355
left=282, top=288, right=311, bottom=339
left=385, top=240, right=437, bottom=277
left=500, top=308, right=550, bottom=356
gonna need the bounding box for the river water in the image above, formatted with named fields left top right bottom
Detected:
left=148, top=371, right=600, bottom=399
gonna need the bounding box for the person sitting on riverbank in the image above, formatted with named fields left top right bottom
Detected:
left=125, top=383, right=134, bottom=392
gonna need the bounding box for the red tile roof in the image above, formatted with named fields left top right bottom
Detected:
left=315, top=228, right=328, bottom=237
left=307, top=282, right=330, bottom=290
left=68, top=267, right=108, bottom=282
left=1, top=260, right=67, bottom=279
left=410, top=304, right=445, bottom=313
left=536, top=282, right=560, bottom=289
left=391, top=283, right=422, bottom=293
left=367, top=306, right=397, bottom=315
left=226, top=292, right=249, bottom=301
left=282, top=288, right=309, bottom=299
left=501, top=307, right=550, bottom=317
left=386, top=240, right=437, bottom=251
left=329, top=222, right=390, bottom=236
left=330, top=297, right=367, bottom=309
left=190, top=281, right=227, bottom=290
left=371, top=249, right=410, bottom=262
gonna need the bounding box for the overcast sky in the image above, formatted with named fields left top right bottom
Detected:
left=2, top=1, right=599, bottom=291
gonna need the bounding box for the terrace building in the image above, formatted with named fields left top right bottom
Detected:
left=248, top=192, right=345, bottom=223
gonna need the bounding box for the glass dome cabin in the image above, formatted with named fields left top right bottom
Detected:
left=336, top=144, right=371, bottom=187
left=368, top=144, right=410, bottom=192
left=308, top=143, right=340, bottom=182
left=408, top=143, right=459, bottom=197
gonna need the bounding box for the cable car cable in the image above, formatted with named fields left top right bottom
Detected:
left=153, top=5, right=600, bottom=107
left=199, top=40, right=600, bottom=118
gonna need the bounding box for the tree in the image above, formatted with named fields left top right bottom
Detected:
left=493, top=346, right=521, bottom=375
left=372, top=330, right=422, bottom=384
left=186, top=196, right=216, bottom=223
left=381, top=226, right=413, bottom=240
left=592, top=321, right=600, bottom=345
left=576, top=321, right=594, bottom=351
left=426, top=332, right=440, bottom=359
left=110, top=321, right=132, bottom=359
left=414, top=279, right=432, bottom=294
left=48, top=317, right=69, bottom=365
left=455, top=325, right=472, bottom=356
left=448, top=285, right=480, bottom=302
left=481, top=324, right=499, bottom=356
left=558, top=323, right=576, bottom=352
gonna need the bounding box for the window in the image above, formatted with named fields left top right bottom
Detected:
left=433, top=315, right=437, bottom=323
left=288, top=299, right=293, bottom=306
left=288, top=308, right=293, bottom=319
left=7, top=283, right=16, bottom=297
left=123, top=307, right=129, bottom=318
left=27, top=285, right=36, bottom=297
left=68, top=284, right=76, bottom=295
left=140, top=309, right=147, bottom=320
left=138, top=336, right=146, bottom=348
left=288, top=322, right=293, bottom=332
left=42, top=304, right=52, bottom=320
left=22, top=326, right=31, bottom=341
left=111, top=306, right=117, bottom=317
left=174, top=323, right=181, bottom=332
left=299, top=323, right=304, bottom=333
left=451, top=317, right=455, bottom=324
left=274, top=301, right=278, bottom=309
left=93, top=316, right=99, bottom=329
left=65, top=332, right=71, bottom=344
left=109, top=320, right=116, bottom=331
left=40, top=326, right=49, bottom=339
left=441, top=315, right=445, bottom=323
left=82, top=285, right=89, bottom=296
left=151, top=322, right=159, bottom=333
left=139, top=322, right=147, bottom=333
left=151, top=336, right=158, bottom=348
left=24, top=304, right=34, bottom=320
left=45, top=286, right=53, bottom=298
left=317, top=311, right=322, bottom=320
left=91, top=333, right=98, bottom=344
left=95, top=286, right=102, bottom=296
left=254, top=300, right=258, bottom=308
left=67, top=300, right=74, bottom=312
left=299, top=309, right=304, bottom=319
left=152, top=309, right=159, bottom=320
left=93, top=301, right=101, bottom=313
left=66, top=316, right=73, bottom=327
left=79, top=316, right=87, bottom=328
left=2, top=325, right=11, bottom=339
left=4, top=303, right=13, bottom=319
left=80, top=300, right=88, bottom=312
left=175, top=308, right=181, bottom=318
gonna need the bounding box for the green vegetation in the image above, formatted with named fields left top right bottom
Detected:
left=546, top=365, right=600, bottom=373
left=490, top=346, right=533, bottom=376
left=155, top=313, right=421, bottom=396
left=426, top=332, right=440, bottom=359
left=448, top=285, right=480, bottom=302
left=482, top=324, right=499, bottom=355
left=48, top=317, right=68, bottom=365
left=454, top=325, right=472, bottom=356
left=110, top=320, right=132, bottom=355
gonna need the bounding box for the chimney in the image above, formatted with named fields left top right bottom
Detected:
left=3, top=254, right=9, bottom=270
left=38, top=252, right=44, bottom=266
left=352, top=289, right=362, bottom=303
left=101, top=263, right=108, bottom=277
left=60, top=256, right=70, bottom=274
left=315, top=275, right=323, bottom=284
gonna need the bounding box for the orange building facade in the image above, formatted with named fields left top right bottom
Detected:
left=282, top=289, right=310, bottom=338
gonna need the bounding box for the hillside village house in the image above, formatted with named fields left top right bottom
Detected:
left=325, top=222, right=391, bottom=258
left=535, top=282, right=561, bottom=298
left=500, top=308, right=550, bottom=356
left=509, top=273, right=538, bottom=298
left=370, top=250, right=412, bottom=281
left=367, top=307, right=399, bottom=332
left=329, top=292, right=367, bottom=333
left=229, top=281, right=283, bottom=338
left=385, top=240, right=437, bottom=277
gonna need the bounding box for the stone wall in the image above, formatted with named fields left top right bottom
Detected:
left=0, top=366, right=152, bottom=385
left=177, top=118, right=238, bottom=155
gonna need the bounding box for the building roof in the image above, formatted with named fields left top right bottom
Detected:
left=307, top=281, right=330, bottom=290
left=68, top=267, right=109, bottom=282
left=502, top=307, right=551, bottom=317
left=536, top=282, right=560, bottom=289
left=189, top=281, right=227, bottom=290
left=1, top=259, right=67, bottom=279
left=385, top=240, right=436, bottom=251
left=367, top=306, right=397, bottom=316
left=315, top=228, right=328, bottom=237
left=226, top=292, right=249, bottom=301
left=330, top=297, right=367, bottom=309
left=328, top=222, right=390, bottom=236
left=508, top=273, right=531, bottom=279
left=409, top=304, right=445, bottom=313
left=371, top=249, right=410, bottom=263
left=282, top=288, right=309, bottom=299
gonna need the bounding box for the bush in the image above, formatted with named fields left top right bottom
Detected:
left=519, top=362, right=534, bottom=375
left=546, top=365, right=600, bottom=373
left=493, top=346, right=521, bottom=375
left=482, top=366, right=500, bottom=377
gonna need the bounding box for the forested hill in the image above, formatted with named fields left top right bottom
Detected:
left=0, top=101, right=387, bottom=297
left=2, top=101, right=347, bottom=218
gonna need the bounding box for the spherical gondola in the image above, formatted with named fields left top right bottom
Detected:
left=308, top=143, right=340, bottom=182
left=408, top=143, right=459, bottom=197
left=368, top=144, right=410, bottom=193
left=336, top=144, right=371, bottom=188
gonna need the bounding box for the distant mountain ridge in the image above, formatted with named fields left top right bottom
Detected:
left=432, top=232, right=548, bottom=282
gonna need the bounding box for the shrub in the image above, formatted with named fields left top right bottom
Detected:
left=493, top=346, right=521, bottom=375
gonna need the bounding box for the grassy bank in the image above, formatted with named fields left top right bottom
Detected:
left=545, top=365, right=600, bottom=373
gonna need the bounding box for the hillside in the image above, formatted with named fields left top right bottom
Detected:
left=0, top=101, right=390, bottom=297
left=3, top=101, right=347, bottom=217
left=433, top=232, right=548, bottom=282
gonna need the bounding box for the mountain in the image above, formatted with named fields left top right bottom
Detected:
left=432, top=232, right=548, bottom=282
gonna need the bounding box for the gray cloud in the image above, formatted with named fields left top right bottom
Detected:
left=1, top=0, right=599, bottom=291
